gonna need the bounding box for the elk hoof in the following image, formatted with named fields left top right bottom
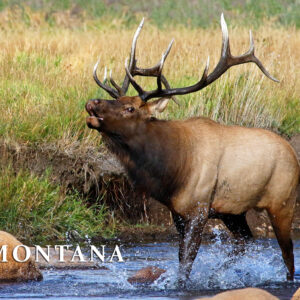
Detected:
left=177, top=278, right=187, bottom=289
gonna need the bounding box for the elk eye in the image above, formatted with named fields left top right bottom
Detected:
left=126, top=107, right=135, bottom=113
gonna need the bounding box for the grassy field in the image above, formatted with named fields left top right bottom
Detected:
left=0, top=1, right=299, bottom=242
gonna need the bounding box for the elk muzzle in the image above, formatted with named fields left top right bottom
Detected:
left=85, top=99, right=104, bottom=129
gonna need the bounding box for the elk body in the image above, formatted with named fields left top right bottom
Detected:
left=85, top=16, right=299, bottom=286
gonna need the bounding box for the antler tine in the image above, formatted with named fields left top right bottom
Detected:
left=159, top=39, right=174, bottom=74
left=133, top=38, right=174, bottom=77
left=121, top=18, right=145, bottom=93
left=201, top=56, right=210, bottom=82
left=109, top=70, right=124, bottom=96
left=220, top=13, right=230, bottom=58
left=207, top=13, right=279, bottom=84
left=93, top=60, right=119, bottom=99
left=130, top=18, right=144, bottom=68
left=125, top=58, right=145, bottom=97
left=160, top=76, right=180, bottom=105
left=156, top=39, right=174, bottom=90
left=245, top=30, right=279, bottom=82
left=103, top=67, right=107, bottom=83
left=156, top=49, right=169, bottom=91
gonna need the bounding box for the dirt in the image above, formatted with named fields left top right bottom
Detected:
left=0, top=141, right=145, bottom=223
left=0, top=134, right=299, bottom=240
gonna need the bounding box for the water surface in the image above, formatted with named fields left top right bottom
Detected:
left=1, top=234, right=299, bottom=299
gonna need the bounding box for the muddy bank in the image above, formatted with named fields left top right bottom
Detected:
left=0, top=135, right=299, bottom=240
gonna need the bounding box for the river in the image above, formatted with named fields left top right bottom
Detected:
left=0, top=233, right=299, bottom=299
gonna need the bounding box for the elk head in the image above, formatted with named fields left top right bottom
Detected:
left=86, top=15, right=278, bottom=134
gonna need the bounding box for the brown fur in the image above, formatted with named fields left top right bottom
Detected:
left=86, top=95, right=299, bottom=286
left=0, top=231, right=42, bottom=282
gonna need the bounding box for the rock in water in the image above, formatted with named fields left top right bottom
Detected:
left=0, top=231, right=42, bottom=282
left=199, top=287, right=278, bottom=300
left=128, top=266, right=166, bottom=285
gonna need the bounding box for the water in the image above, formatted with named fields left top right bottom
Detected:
left=0, top=234, right=299, bottom=300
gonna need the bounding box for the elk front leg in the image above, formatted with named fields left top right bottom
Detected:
left=172, top=210, right=209, bottom=288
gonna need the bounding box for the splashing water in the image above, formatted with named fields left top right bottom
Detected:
left=152, top=230, right=287, bottom=291
left=0, top=235, right=298, bottom=299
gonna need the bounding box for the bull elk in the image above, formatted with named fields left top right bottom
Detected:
left=85, top=15, right=299, bottom=286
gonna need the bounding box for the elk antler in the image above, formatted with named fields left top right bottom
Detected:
left=93, top=18, right=177, bottom=102
left=125, top=14, right=279, bottom=102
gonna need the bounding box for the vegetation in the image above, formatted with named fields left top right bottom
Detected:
left=0, top=165, right=114, bottom=243
left=0, top=0, right=299, bottom=28
left=0, top=1, right=299, bottom=242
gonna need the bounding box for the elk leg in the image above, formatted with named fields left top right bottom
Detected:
left=221, top=213, right=253, bottom=241
left=267, top=208, right=295, bottom=281
left=219, top=213, right=253, bottom=261
left=173, top=212, right=208, bottom=288
left=172, top=213, right=185, bottom=263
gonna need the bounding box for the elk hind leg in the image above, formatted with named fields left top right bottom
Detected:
left=221, top=213, right=253, bottom=241
left=267, top=200, right=295, bottom=281
left=220, top=213, right=253, bottom=260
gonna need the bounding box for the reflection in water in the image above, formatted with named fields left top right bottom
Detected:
left=0, top=233, right=299, bottom=300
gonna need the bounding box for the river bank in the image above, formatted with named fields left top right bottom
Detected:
left=0, top=134, right=299, bottom=244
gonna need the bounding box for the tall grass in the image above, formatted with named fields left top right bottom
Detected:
left=0, top=166, right=114, bottom=243
left=0, top=11, right=298, bottom=150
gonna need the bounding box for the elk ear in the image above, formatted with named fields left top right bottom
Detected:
left=147, top=97, right=170, bottom=114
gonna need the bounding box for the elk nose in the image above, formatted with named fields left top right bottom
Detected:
left=86, top=99, right=100, bottom=109
left=85, top=101, right=93, bottom=112
left=86, top=100, right=97, bottom=115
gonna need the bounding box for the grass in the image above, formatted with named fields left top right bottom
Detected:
left=0, top=0, right=299, bottom=28
left=0, top=13, right=299, bottom=148
left=0, top=165, right=115, bottom=244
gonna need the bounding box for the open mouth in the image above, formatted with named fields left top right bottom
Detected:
left=86, top=103, right=104, bottom=121
left=85, top=103, right=104, bottom=129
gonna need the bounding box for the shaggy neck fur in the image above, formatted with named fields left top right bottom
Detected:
left=101, top=118, right=191, bottom=207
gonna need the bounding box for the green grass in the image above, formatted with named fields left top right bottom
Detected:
left=0, top=166, right=115, bottom=244
left=1, top=0, right=299, bottom=28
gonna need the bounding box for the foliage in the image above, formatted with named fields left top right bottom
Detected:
left=0, top=0, right=299, bottom=28
left=0, top=166, right=114, bottom=243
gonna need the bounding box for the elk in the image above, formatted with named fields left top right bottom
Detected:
left=85, top=15, right=299, bottom=286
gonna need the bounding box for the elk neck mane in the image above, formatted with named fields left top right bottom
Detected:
left=101, top=118, right=192, bottom=205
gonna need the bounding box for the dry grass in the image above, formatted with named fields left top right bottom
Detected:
left=0, top=8, right=299, bottom=153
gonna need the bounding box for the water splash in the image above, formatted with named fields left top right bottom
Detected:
left=153, top=229, right=286, bottom=290
left=0, top=237, right=297, bottom=299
